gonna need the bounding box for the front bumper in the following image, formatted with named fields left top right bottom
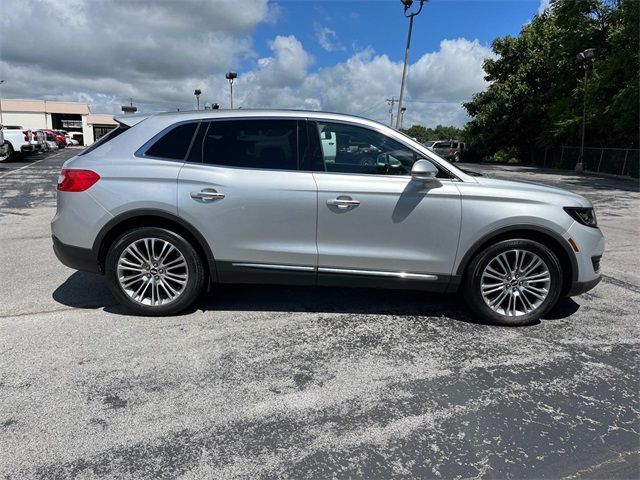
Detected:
left=52, top=235, right=101, bottom=274
left=568, top=275, right=602, bottom=296
left=564, top=221, right=605, bottom=296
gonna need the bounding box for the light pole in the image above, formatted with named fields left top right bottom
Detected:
left=226, top=71, right=237, bottom=109
left=400, top=106, right=407, bottom=129
left=194, top=89, right=202, bottom=110
left=0, top=80, right=5, bottom=125
left=575, top=48, right=596, bottom=173
left=396, top=0, right=426, bottom=130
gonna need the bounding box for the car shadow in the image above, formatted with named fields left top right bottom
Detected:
left=53, top=271, right=581, bottom=325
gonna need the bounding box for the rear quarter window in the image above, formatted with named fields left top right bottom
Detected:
left=79, top=125, right=128, bottom=156
left=144, top=122, right=198, bottom=160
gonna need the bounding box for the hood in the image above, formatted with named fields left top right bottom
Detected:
left=474, top=176, right=592, bottom=208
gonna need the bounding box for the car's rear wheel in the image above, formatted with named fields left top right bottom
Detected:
left=463, top=239, right=562, bottom=326
left=105, top=227, right=205, bottom=316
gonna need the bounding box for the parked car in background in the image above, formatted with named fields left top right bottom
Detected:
left=57, top=130, right=79, bottom=146
left=425, top=140, right=466, bottom=162
left=52, top=110, right=604, bottom=326
left=42, top=129, right=67, bottom=149
left=0, top=125, right=41, bottom=161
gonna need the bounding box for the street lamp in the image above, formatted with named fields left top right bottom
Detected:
left=400, top=106, right=407, bottom=129
left=0, top=80, right=5, bottom=125
left=225, top=71, right=237, bottom=109
left=194, top=89, right=202, bottom=110
left=575, top=48, right=596, bottom=173
left=395, top=0, right=426, bottom=130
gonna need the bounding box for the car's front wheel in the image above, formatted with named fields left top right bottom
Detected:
left=105, top=227, right=205, bottom=316
left=463, top=239, right=562, bottom=326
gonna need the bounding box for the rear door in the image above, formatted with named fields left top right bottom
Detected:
left=177, top=118, right=318, bottom=285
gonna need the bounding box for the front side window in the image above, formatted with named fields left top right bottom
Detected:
left=145, top=122, right=198, bottom=160
left=201, top=119, right=298, bottom=170
left=315, top=122, right=420, bottom=176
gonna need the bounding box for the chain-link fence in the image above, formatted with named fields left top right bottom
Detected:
left=527, top=146, right=639, bottom=178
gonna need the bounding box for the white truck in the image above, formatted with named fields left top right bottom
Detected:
left=0, top=125, right=44, bottom=162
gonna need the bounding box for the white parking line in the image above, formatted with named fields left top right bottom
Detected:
left=0, top=153, right=62, bottom=179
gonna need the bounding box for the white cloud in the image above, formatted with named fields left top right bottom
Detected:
left=538, top=0, right=551, bottom=14
left=237, top=39, right=493, bottom=127
left=408, top=38, right=493, bottom=102
left=0, top=1, right=493, bottom=127
left=314, top=25, right=345, bottom=52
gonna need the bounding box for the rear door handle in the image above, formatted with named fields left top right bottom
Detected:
left=190, top=189, right=225, bottom=201
left=327, top=196, right=360, bottom=209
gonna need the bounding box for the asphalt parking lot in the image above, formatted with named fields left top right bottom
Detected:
left=1, top=149, right=638, bottom=479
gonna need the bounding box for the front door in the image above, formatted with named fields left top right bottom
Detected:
left=310, top=121, right=462, bottom=289
left=177, top=119, right=318, bottom=284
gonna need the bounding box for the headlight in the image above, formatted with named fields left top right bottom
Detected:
left=564, top=207, right=598, bottom=228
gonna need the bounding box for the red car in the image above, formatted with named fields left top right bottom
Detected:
left=42, top=129, right=66, bottom=148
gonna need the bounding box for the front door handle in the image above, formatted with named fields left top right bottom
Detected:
left=190, top=189, right=225, bottom=201
left=327, top=196, right=361, bottom=209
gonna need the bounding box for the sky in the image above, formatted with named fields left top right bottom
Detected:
left=0, top=0, right=548, bottom=128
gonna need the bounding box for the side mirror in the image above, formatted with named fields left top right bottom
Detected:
left=411, top=159, right=438, bottom=182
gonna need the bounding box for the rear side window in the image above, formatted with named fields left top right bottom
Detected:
left=200, top=120, right=298, bottom=170
left=79, top=125, right=128, bottom=156
left=145, top=122, right=198, bottom=160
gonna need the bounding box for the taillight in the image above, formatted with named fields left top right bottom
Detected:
left=57, top=169, right=100, bottom=192
left=33, top=132, right=38, bottom=141
left=23, top=130, right=29, bottom=141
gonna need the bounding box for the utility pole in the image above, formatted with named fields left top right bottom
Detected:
left=396, top=0, right=426, bottom=130
left=386, top=97, right=397, bottom=127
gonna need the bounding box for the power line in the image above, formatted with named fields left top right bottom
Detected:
left=355, top=99, right=387, bottom=117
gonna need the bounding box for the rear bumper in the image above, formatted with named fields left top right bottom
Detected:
left=52, top=235, right=101, bottom=274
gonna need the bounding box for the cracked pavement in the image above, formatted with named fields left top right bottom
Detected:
left=0, top=150, right=638, bottom=479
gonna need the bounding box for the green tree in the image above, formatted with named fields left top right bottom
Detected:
left=404, top=124, right=466, bottom=143
left=464, top=0, right=639, bottom=157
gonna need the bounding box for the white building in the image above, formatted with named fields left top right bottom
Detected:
left=0, top=99, right=117, bottom=145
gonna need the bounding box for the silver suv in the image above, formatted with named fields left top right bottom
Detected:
left=52, top=110, right=604, bottom=325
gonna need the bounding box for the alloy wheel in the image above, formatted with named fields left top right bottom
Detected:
left=116, top=237, right=188, bottom=306
left=480, top=249, right=551, bottom=317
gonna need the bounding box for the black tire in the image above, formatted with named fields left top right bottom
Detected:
left=0, top=143, right=15, bottom=162
left=105, top=227, right=206, bottom=316
left=463, top=239, right=562, bottom=326
left=453, top=153, right=461, bottom=163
